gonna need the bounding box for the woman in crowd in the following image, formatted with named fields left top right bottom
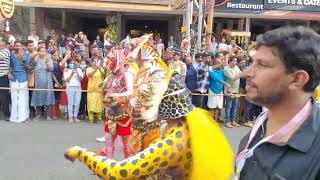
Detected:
left=156, top=38, right=165, bottom=58
left=31, top=47, right=55, bottom=121
left=78, top=54, right=89, bottom=119
left=104, top=32, right=112, bottom=47
left=47, top=39, right=56, bottom=54
left=59, top=51, right=72, bottom=119
left=86, top=58, right=105, bottom=123
left=51, top=50, right=63, bottom=119
left=64, top=58, right=83, bottom=123
left=75, top=32, right=87, bottom=56
left=58, top=34, right=67, bottom=58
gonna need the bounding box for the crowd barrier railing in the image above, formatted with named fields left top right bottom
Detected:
left=0, top=87, right=247, bottom=97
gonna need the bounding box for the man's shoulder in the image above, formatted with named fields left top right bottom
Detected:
left=0, top=48, right=10, bottom=55
left=179, top=61, right=186, bottom=66
left=236, top=66, right=241, bottom=72
left=224, top=66, right=231, bottom=71
left=238, top=131, right=251, bottom=154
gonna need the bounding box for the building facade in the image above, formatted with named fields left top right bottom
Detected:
left=213, top=0, right=320, bottom=38
left=7, top=0, right=184, bottom=43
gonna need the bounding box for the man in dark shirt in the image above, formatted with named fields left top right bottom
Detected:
left=185, top=55, right=197, bottom=105
left=236, top=27, right=320, bottom=180
left=88, top=46, right=102, bottom=66
left=0, top=36, right=10, bottom=120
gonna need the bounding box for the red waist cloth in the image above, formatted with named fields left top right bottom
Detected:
left=81, top=74, right=88, bottom=90
left=59, top=88, right=68, bottom=105
left=104, top=115, right=132, bottom=136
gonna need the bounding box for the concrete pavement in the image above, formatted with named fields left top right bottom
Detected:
left=0, top=119, right=250, bottom=180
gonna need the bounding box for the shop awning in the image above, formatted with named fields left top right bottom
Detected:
left=222, top=29, right=251, bottom=37
left=15, top=0, right=184, bottom=15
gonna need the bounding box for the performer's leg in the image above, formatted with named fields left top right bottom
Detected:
left=105, top=133, right=116, bottom=158
left=120, top=135, right=132, bottom=158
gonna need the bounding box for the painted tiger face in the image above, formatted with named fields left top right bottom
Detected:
left=131, top=69, right=169, bottom=123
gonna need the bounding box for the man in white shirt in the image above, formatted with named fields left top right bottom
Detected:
left=28, top=30, right=39, bottom=49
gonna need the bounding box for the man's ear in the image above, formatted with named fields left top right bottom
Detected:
left=288, top=70, right=310, bottom=91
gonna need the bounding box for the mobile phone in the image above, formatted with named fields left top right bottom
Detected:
left=96, top=60, right=101, bottom=67
left=69, top=63, right=76, bottom=69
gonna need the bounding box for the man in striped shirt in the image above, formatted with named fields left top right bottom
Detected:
left=0, top=36, right=10, bottom=120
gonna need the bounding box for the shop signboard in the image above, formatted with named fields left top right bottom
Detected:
left=264, top=0, right=320, bottom=12
left=0, top=0, right=14, bottom=18
left=215, top=0, right=320, bottom=13
left=215, top=0, right=264, bottom=12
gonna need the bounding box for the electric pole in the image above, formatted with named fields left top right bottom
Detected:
left=197, top=0, right=203, bottom=53
left=206, top=0, right=214, bottom=53
left=186, top=0, right=191, bottom=40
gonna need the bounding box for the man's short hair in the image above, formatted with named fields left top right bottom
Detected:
left=91, top=45, right=99, bottom=51
left=228, top=56, right=237, bottom=63
left=195, top=53, right=202, bottom=59
left=26, top=40, right=34, bottom=46
left=256, top=26, right=320, bottom=92
left=38, top=40, right=45, bottom=44
left=173, top=49, right=181, bottom=56
left=202, top=53, right=211, bottom=57
left=14, top=40, right=21, bottom=45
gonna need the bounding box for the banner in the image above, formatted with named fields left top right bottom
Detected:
left=264, top=0, right=320, bottom=12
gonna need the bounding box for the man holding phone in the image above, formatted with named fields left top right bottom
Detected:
left=9, top=42, right=34, bottom=123
left=88, top=46, right=102, bottom=67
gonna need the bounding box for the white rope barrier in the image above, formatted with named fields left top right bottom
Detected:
left=0, top=87, right=247, bottom=97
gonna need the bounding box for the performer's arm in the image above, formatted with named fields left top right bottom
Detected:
left=109, top=72, right=133, bottom=98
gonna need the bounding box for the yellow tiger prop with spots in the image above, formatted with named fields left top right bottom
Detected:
left=65, top=119, right=190, bottom=179
left=64, top=34, right=234, bottom=180
left=314, top=86, right=320, bottom=102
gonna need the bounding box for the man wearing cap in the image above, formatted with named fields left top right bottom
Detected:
left=0, top=36, right=10, bottom=120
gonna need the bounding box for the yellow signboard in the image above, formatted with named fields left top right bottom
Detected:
left=0, top=0, right=14, bottom=19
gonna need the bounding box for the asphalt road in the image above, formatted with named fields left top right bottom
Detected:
left=0, top=119, right=250, bottom=180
